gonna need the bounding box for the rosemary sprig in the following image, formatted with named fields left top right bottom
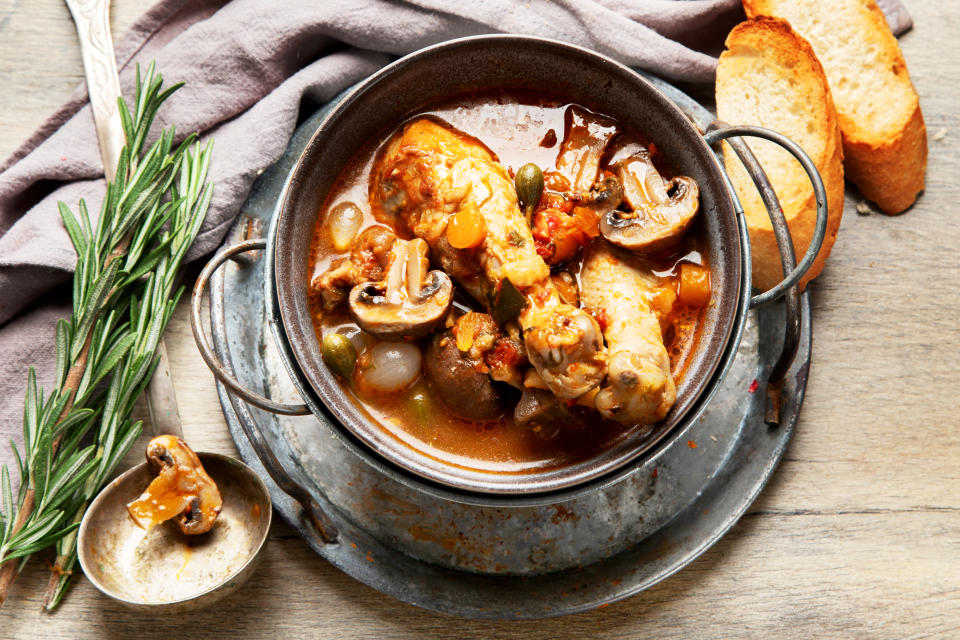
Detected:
left=0, top=62, right=213, bottom=609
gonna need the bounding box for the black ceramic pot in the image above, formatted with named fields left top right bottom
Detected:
left=192, top=35, right=826, bottom=499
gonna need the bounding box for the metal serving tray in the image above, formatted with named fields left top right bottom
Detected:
left=207, top=76, right=811, bottom=618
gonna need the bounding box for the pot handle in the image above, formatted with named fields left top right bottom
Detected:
left=703, top=123, right=828, bottom=306
left=191, top=238, right=311, bottom=416
left=194, top=233, right=340, bottom=544
left=703, top=122, right=827, bottom=425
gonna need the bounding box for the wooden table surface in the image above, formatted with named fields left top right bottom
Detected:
left=1, top=1, right=958, bottom=637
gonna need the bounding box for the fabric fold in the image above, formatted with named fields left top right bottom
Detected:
left=0, top=0, right=912, bottom=460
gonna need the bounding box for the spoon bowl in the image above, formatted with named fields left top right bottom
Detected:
left=77, top=453, right=272, bottom=612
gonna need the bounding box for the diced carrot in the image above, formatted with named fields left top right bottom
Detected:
left=455, top=312, right=486, bottom=352
left=447, top=204, right=486, bottom=249
left=678, top=263, right=711, bottom=307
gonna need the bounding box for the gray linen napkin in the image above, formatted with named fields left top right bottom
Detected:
left=0, top=0, right=912, bottom=467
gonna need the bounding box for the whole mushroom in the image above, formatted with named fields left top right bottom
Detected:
left=600, top=146, right=700, bottom=253
left=424, top=329, right=505, bottom=421
left=348, top=237, right=453, bottom=340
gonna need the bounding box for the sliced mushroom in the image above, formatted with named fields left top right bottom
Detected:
left=348, top=237, right=453, bottom=340
left=126, top=435, right=222, bottom=535
left=600, top=147, right=700, bottom=253
left=556, top=105, right=619, bottom=192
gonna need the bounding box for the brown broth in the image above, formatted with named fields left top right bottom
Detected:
left=306, top=92, right=709, bottom=474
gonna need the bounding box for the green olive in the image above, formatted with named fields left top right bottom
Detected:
left=515, top=163, right=544, bottom=221
left=322, top=333, right=357, bottom=379
left=409, top=391, right=431, bottom=424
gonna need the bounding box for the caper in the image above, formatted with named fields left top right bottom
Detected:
left=322, top=333, right=357, bottom=379
left=515, top=163, right=544, bottom=223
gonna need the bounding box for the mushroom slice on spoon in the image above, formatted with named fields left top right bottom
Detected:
left=126, top=435, right=223, bottom=535
left=348, top=237, right=453, bottom=340
left=600, top=146, right=700, bottom=253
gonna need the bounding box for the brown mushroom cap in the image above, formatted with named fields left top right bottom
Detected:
left=424, top=330, right=505, bottom=421
left=348, top=237, right=453, bottom=340
left=600, top=148, right=700, bottom=253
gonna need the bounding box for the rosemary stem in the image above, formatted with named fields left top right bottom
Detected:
left=0, top=490, right=33, bottom=605
left=0, top=63, right=213, bottom=611
left=0, top=308, right=97, bottom=605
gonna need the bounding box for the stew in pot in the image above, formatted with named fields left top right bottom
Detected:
left=306, top=91, right=711, bottom=474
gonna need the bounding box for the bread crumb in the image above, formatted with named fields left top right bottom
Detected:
left=856, top=202, right=872, bottom=216
left=933, top=127, right=947, bottom=141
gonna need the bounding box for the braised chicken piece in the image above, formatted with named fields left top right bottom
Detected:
left=312, top=225, right=396, bottom=311
left=579, top=243, right=677, bottom=425
left=371, top=117, right=607, bottom=399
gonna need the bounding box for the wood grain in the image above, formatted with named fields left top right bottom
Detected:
left=1, top=0, right=958, bottom=637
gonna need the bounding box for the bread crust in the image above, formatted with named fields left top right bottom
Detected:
left=743, top=0, right=927, bottom=214
left=716, top=17, right=845, bottom=292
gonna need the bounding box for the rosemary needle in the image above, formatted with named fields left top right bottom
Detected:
left=0, top=62, right=213, bottom=610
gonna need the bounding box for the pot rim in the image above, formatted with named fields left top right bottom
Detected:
left=270, top=34, right=744, bottom=498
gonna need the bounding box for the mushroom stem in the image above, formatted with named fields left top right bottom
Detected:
left=406, top=239, right=429, bottom=299
left=384, top=240, right=407, bottom=305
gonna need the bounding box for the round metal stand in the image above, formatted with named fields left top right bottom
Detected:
left=208, top=76, right=812, bottom=619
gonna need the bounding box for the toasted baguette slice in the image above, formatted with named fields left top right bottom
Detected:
left=743, top=0, right=926, bottom=214
left=716, top=17, right=845, bottom=292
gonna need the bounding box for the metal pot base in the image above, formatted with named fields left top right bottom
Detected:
left=208, top=77, right=811, bottom=619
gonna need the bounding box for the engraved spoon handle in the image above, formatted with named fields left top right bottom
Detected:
left=64, top=0, right=124, bottom=183
left=65, top=0, right=185, bottom=440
